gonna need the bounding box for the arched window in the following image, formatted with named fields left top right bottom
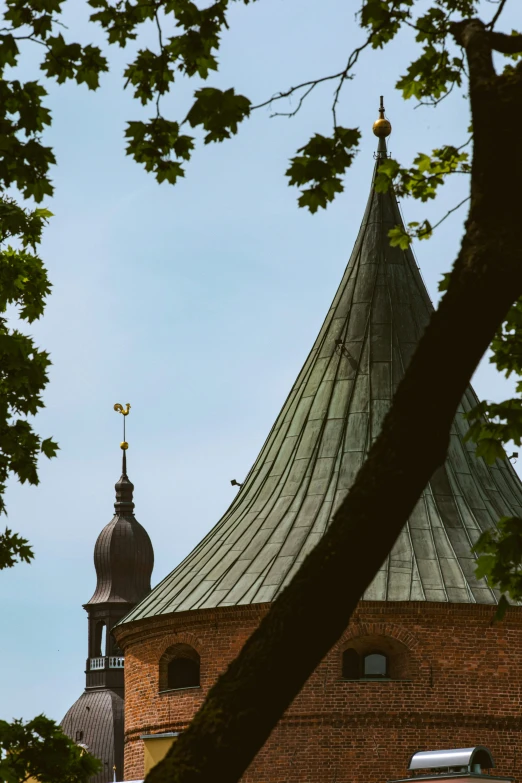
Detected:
left=341, top=645, right=393, bottom=680
left=94, top=622, right=106, bottom=657
left=342, top=648, right=360, bottom=679
left=159, top=643, right=200, bottom=691
left=363, top=652, right=388, bottom=678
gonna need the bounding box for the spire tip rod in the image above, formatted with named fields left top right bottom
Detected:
left=114, top=402, right=131, bottom=474
left=372, top=95, right=392, bottom=139
left=372, top=95, right=392, bottom=158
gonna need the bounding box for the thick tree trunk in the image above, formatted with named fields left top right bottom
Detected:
left=146, top=20, right=522, bottom=783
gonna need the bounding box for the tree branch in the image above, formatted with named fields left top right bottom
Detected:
left=450, top=19, right=496, bottom=82
left=487, top=0, right=509, bottom=31
left=268, top=82, right=318, bottom=119
left=417, top=196, right=471, bottom=239
left=252, top=6, right=403, bottom=121
left=154, top=9, right=164, bottom=118
left=489, top=30, right=522, bottom=54
left=331, top=32, right=379, bottom=127
left=251, top=71, right=345, bottom=112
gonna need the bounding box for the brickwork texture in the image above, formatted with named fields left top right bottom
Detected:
left=115, top=602, right=522, bottom=782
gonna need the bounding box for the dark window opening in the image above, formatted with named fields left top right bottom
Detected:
left=75, top=730, right=84, bottom=742
left=342, top=649, right=390, bottom=679
left=363, top=652, right=388, bottom=678
left=167, top=656, right=200, bottom=689
left=342, top=648, right=360, bottom=679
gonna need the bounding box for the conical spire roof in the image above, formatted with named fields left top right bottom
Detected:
left=124, top=123, right=522, bottom=625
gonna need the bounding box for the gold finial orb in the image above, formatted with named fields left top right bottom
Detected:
left=120, top=441, right=129, bottom=450
left=373, top=117, right=392, bottom=138
left=373, top=95, right=391, bottom=138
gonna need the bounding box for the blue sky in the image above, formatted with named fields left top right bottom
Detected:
left=1, top=0, right=519, bottom=722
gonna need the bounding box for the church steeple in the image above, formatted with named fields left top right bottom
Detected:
left=123, top=103, right=522, bottom=623
left=61, top=406, right=154, bottom=782
left=86, top=405, right=153, bottom=607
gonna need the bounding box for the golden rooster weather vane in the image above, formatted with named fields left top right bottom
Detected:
left=114, top=402, right=131, bottom=449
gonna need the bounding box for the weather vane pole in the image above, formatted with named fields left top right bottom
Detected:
left=113, top=402, right=131, bottom=451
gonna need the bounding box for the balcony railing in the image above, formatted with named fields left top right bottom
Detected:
left=89, top=656, right=124, bottom=670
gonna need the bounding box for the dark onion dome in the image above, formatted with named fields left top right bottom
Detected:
left=61, top=690, right=123, bottom=783
left=122, top=117, right=522, bottom=624
left=86, top=452, right=154, bottom=606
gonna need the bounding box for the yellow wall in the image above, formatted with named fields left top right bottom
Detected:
left=143, top=735, right=177, bottom=775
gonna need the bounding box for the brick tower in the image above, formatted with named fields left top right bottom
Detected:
left=62, top=427, right=154, bottom=782
left=115, top=103, right=522, bottom=782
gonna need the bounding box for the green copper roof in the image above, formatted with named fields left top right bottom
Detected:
left=123, top=144, right=522, bottom=624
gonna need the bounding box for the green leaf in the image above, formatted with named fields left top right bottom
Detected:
left=464, top=396, right=522, bottom=462
left=388, top=225, right=411, bottom=249
left=438, top=272, right=451, bottom=292
left=0, top=34, right=19, bottom=68
left=41, top=437, right=59, bottom=458
left=474, top=437, right=506, bottom=464
left=125, top=118, right=194, bottom=184
left=40, top=35, right=108, bottom=89
left=124, top=48, right=174, bottom=105
left=0, top=528, right=33, bottom=569
left=359, top=0, right=414, bottom=49
left=186, top=87, right=251, bottom=143
left=473, top=517, right=522, bottom=616
left=397, top=43, right=464, bottom=102
left=286, top=127, right=361, bottom=212
left=374, top=158, right=400, bottom=192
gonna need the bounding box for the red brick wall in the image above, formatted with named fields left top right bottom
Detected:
left=115, top=602, right=522, bottom=782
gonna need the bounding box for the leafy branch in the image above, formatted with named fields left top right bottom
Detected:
left=0, top=527, right=33, bottom=569
left=372, top=141, right=471, bottom=246
left=285, top=127, right=361, bottom=213
left=0, top=715, right=100, bottom=783
left=459, top=294, right=522, bottom=606
left=388, top=195, right=471, bottom=248
left=474, top=517, right=522, bottom=620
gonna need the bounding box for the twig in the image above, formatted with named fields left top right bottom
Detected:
left=253, top=0, right=407, bottom=125
left=251, top=71, right=346, bottom=112
left=487, top=0, right=509, bottom=31
left=332, top=1, right=408, bottom=127
left=418, top=196, right=470, bottom=238
left=456, top=135, right=473, bottom=152
left=155, top=8, right=164, bottom=118
left=331, top=36, right=374, bottom=128
left=415, top=77, right=457, bottom=109
left=269, top=82, right=317, bottom=119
